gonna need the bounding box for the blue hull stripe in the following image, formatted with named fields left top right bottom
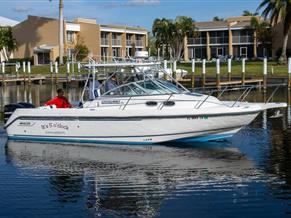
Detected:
left=175, top=133, right=234, bottom=143
left=8, top=136, right=154, bottom=145
left=8, top=132, right=235, bottom=145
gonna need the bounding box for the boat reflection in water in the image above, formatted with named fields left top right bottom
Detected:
left=6, top=141, right=258, bottom=217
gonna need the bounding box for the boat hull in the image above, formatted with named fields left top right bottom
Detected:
left=5, top=111, right=259, bottom=144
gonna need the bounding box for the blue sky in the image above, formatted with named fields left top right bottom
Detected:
left=0, top=0, right=263, bottom=29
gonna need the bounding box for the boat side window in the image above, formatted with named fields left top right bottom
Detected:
left=157, top=79, right=183, bottom=94
left=136, top=80, right=169, bottom=95
left=103, top=82, right=146, bottom=96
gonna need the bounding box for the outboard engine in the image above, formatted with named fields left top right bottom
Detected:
left=4, top=102, right=35, bottom=124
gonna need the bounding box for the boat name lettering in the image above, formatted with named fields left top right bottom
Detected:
left=41, top=123, right=69, bottom=130
left=187, top=115, right=209, bottom=120
left=101, top=100, right=120, bottom=104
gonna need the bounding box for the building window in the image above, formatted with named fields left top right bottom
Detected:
left=217, top=47, right=223, bottom=56
left=126, top=34, right=132, bottom=46
left=112, top=33, right=121, bottom=46
left=209, top=31, right=228, bottom=44
left=112, top=47, right=120, bottom=57
left=240, top=47, right=247, bottom=58
left=101, top=47, right=108, bottom=61
left=188, top=47, right=206, bottom=60
left=135, top=35, right=143, bottom=47
left=101, top=32, right=109, bottom=45
left=67, top=31, right=74, bottom=43
left=67, top=49, right=74, bottom=61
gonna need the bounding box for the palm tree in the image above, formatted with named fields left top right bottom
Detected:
left=248, top=17, right=272, bottom=58
left=0, top=27, right=17, bottom=62
left=213, top=16, right=224, bottom=21
left=243, top=10, right=259, bottom=16
left=257, top=0, right=291, bottom=63
left=152, top=16, right=197, bottom=61
left=152, top=18, right=172, bottom=59
left=50, top=0, right=64, bottom=65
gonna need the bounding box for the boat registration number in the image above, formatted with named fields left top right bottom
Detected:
left=186, top=115, right=209, bottom=120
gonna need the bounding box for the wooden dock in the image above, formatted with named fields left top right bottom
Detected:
left=205, top=79, right=263, bottom=86
left=177, top=78, right=263, bottom=87
left=0, top=76, right=46, bottom=85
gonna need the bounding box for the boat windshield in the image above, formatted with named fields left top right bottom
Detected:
left=102, top=79, right=184, bottom=96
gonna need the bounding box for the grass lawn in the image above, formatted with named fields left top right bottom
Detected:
left=2, top=64, right=83, bottom=76
left=1, top=61, right=290, bottom=78
left=178, top=61, right=290, bottom=78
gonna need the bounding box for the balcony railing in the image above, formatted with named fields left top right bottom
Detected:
left=126, top=40, right=132, bottom=46
left=135, top=40, right=143, bottom=47
left=209, top=37, right=229, bottom=44
left=112, top=39, right=121, bottom=46
left=232, top=35, right=253, bottom=43
left=101, top=38, right=109, bottom=46
left=187, top=37, right=206, bottom=45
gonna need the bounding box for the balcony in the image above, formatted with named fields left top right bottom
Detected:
left=188, top=37, right=206, bottom=45
left=101, top=38, right=109, bottom=46
left=135, top=40, right=143, bottom=47
left=232, top=35, right=253, bottom=44
left=126, top=40, right=132, bottom=46
left=112, top=39, right=121, bottom=46
left=209, top=37, right=228, bottom=44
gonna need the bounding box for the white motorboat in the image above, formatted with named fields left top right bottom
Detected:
left=3, top=60, right=287, bottom=144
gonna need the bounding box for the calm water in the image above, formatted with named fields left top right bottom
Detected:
left=0, top=84, right=291, bottom=218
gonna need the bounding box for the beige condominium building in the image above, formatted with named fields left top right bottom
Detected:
left=183, top=16, right=289, bottom=61
left=12, top=15, right=148, bottom=65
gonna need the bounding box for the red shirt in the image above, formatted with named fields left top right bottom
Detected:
left=45, top=96, right=72, bottom=108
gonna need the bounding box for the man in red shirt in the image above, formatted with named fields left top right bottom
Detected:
left=45, top=88, right=72, bottom=108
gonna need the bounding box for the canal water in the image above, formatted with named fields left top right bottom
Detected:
left=0, top=84, right=290, bottom=218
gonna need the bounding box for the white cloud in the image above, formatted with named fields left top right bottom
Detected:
left=98, top=0, right=160, bottom=8
left=13, top=6, right=33, bottom=13
left=127, top=0, right=160, bottom=5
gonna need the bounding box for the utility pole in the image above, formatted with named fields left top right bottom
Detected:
left=59, top=0, right=64, bottom=65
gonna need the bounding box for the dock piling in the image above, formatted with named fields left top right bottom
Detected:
left=55, top=62, right=58, bottom=84
left=241, top=58, right=246, bottom=86
left=27, top=61, right=31, bottom=84
left=1, top=62, right=5, bottom=85
left=191, top=59, right=195, bottom=88
left=164, top=60, right=167, bottom=70
left=227, top=58, right=232, bottom=81
left=173, top=60, right=177, bottom=80
left=50, top=62, right=53, bottom=83
left=23, top=61, right=26, bottom=84
left=263, top=58, right=267, bottom=92
left=78, top=62, right=81, bottom=77
left=16, top=62, right=19, bottom=78
left=216, top=59, right=221, bottom=89
left=66, top=62, right=71, bottom=83
left=163, top=60, right=167, bottom=80
left=202, top=59, right=206, bottom=87
left=288, top=58, right=291, bottom=90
